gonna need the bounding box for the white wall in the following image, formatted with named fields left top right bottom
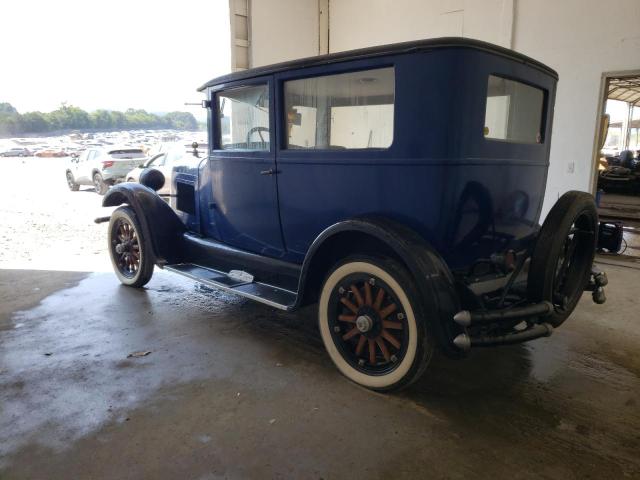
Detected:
left=512, top=0, right=640, bottom=215
left=246, top=0, right=640, bottom=216
left=329, top=0, right=514, bottom=50
left=250, top=0, right=319, bottom=66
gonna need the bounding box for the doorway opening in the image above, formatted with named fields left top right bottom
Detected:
left=592, top=71, right=640, bottom=259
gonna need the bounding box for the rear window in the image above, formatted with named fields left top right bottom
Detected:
left=284, top=67, right=395, bottom=150
left=108, top=149, right=146, bottom=159
left=484, top=75, right=545, bottom=144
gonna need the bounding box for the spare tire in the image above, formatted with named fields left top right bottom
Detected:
left=528, top=191, right=598, bottom=327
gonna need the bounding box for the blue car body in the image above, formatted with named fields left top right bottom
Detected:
left=103, top=38, right=603, bottom=362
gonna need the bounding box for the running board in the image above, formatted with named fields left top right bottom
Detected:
left=163, top=263, right=297, bottom=311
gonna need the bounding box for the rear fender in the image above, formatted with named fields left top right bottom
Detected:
left=103, top=183, right=186, bottom=264
left=298, top=216, right=464, bottom=357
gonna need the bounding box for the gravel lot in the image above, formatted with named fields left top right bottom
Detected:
left=0, top=157, right=113, bottom=272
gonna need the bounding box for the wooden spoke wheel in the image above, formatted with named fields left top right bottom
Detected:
left=112, top=219, right=141, bottom=278
left=332, top=276, right=408, bottom=373
left=319, top=257, right=433, bottom=391
left=108, top=206, right=154, bottom=288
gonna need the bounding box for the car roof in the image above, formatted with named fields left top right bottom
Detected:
left=197, top=37, right=558, bottom=91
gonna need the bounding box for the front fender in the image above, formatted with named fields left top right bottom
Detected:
left=103, top=183, right=186, bottom=264
left=298, top=216, right=464, bottom=357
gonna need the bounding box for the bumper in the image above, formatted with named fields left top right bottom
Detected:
left=451, top=266, right=607, bottom=351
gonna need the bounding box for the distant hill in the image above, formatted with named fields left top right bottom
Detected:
left=0, top=103, right=199, bottom=137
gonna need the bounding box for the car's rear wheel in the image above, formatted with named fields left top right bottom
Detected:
left=528, top=191, right=598, bottom=327
left=318, top=256, right=433, bottom=391
left=108, top=206, right=154, bottom=288
left=93, top=172, right=108, bottom=195
left=66, top=171, right=79, bottom=191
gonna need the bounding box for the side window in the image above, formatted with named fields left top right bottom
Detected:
left=484, top=75, right=545, bottom=144
left=217, top=84, right=270, bottom=151
left=165, top=148, right=183, bottom=165
left=88, top=149, right=102, bottom=161
left=149, top=154, right=166, bottom=167
left=284, top=67, right=395, bottom=150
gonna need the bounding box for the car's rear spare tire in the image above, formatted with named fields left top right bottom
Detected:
left=318, top=256, right=433, bottom=392
left=528, top=191, right=598, bottom=327
left=108, top=206, right=154, bottom=288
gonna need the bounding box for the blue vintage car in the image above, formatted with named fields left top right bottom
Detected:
left=100, top=38, right=607, bottom=391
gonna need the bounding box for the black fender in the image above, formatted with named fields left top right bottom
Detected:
left=296, top=216, right=464, bottom=357
left=103, top=183, right=186, bottom=265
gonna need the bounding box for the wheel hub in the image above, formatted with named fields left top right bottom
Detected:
left=356, top=315, right=373, bottom=333
left=115, top=241, right=132, bottom=254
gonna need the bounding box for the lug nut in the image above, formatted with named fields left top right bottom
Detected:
left=368, top=278, right=376, bottom=285
left=358, top=359, right=365, bottom=366
left=397, top=313, right=404, bottom=320
left=338, top=287, right=345, bottom=294
left=333, top=326, right=341, bottom=333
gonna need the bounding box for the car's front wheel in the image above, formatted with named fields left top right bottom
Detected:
left=93, top=172, right=108, bottom=195
left=318, top=256, right=433, bottom=391
left=66, top=171, right=79, bottom=191
left=108, top=206, right=154, bottom=287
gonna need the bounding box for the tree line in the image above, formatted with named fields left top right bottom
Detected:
left=0, top=102, right=200, bottom=137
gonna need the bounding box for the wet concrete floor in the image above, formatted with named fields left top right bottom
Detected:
left=0, top=264, right=639, bottom=479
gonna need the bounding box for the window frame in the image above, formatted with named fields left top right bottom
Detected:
left=212, top=78, right=273, bottom=153
left=482, top=73, right=548, bottom=146
left=278, top=65, right=397, bottom=153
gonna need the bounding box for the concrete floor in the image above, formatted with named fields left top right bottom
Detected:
left=1, top=263, right=639, bottom=479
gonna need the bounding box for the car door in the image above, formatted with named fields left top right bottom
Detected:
left=74, top=150, right=91, bottom=183
left=208, top=77, right=284, bottom=257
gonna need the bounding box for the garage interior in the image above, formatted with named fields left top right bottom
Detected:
left=596, top=74, right=640, bottom=260
left=1, top=1, right=640, bottom=479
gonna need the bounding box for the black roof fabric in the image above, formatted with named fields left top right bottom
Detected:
left=198, top=37, right=558, bottom=91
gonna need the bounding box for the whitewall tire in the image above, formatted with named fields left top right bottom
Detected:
left=318, top=257, right=432, bottom=391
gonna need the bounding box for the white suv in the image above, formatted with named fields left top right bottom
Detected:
left=65, top=147, right=146, bottom=194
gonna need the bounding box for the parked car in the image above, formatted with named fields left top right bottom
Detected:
left=98, top=38, right=607, bottom=391
left=36, top=149, right=68, bottom=157
left=124, top=143, right=201, bottom=196
left=0, top=147, right=32, bottom=157
left=66, top=146, right=146, bottom=194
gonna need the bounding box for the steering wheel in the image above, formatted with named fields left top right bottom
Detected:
left=246, top=126, right=269, bottom=145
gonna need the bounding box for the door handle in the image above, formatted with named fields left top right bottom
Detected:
left=260, top=168, right=280, bottom=175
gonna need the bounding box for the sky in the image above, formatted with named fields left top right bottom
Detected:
left=0, top=0, right=231, bottom=120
